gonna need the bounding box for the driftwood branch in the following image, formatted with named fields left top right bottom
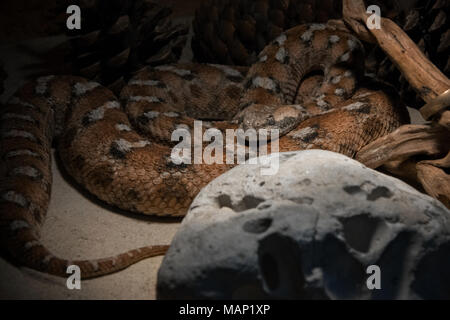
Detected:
left=342, top=0, right=450, bottom=103
left=356, top=125, right=448, bottom=169
left=343, top=0, right=450, bottom=208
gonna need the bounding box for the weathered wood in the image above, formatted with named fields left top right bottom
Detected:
left=417, top=156, right=450, bottom=208
left=344, top=0, right=450, bottom=208
left=343, top=0, right=450, bottom=103
left=421, top=89, right=450, bottom=120
left=356, top=125, right=448, bottom=169
left=439, top=110, right=450, bottom=129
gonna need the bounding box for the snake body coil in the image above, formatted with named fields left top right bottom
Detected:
left=0, top=23, right=409, bottom=279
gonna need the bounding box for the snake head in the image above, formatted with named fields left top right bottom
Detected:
left=237, top=103, right=310, bottom=140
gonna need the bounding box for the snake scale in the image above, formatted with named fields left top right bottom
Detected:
left=0, top=23, right=409, bottom=279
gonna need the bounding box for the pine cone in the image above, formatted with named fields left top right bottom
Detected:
left=367, top=0, right=450, bottom=108
left=63, top=0, right=189, bottom=92
left=192, top=0, right=342, bottom=65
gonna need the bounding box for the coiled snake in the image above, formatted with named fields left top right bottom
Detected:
left=0, top=23, right=409, bottom=279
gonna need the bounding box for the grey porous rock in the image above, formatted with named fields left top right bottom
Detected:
left=157, top=150, right=450, bottom=300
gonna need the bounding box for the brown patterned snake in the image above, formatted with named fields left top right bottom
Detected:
left=0, top=23, right=409, bottom=279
